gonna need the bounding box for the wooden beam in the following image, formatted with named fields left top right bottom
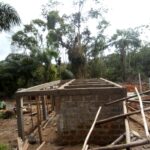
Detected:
left=105, top=89, right=150, bottom=105
left=96, top=107, right=150, bottom=125
left=128, top=105, right=150, bottom=120
left=16, top=97, right=25, bottom=140
left=36, top=141, right=45, bottom=150
left=41, top=96, right=47, bottom=120
left=65, top=84, right=114, bottom=89
left=89, top=139, right=150, bottom=150
left=110, top=133, right=125, bottom=145
left=36, top=96, right=42, bottom=143
left=128, top=99, right=150, bottom=104
left=23, top=139, right=29, bottom=150
left=58, top=79, right=75, bottom=89
left=82, top=106, right=102, bottom=150
left=129, top=116, right=145, bottom=128
left=139, top=73, right=142, bottom=92
left=17, top=137, right=23, bottom=150
left=135, top=87, right=150, bottom=137
left=100, top=78, right=122, bottom=88
left=123, top=101, right=131, bottom=149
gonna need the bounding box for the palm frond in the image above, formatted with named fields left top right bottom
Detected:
left=0, top=2, right=21, bottom=31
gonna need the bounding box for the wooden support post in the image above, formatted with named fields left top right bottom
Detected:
left=82, top=106, right=102, bottom=150
left=17, top=137, right=23, bottom=150
left=135, top=87, right=150, bottom=138
left=30, top=103, right=34, bottom=129
left=139, top=73, right=142, bottom=92
left=42, top=96, right=47, bottom=120
left=51, top=95, right=54, bottom=111
left=16, top=97, right=25, bottom=140
left=36, top=96, right=42, bottom=144
left=39, top=97, right=42, bottom=122
left=123, top=101, right=130, bottom=150
left=45, top=96, right=49, bottom=114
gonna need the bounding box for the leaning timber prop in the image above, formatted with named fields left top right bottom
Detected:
left=105, top=89, right=150, bottom=105
left=123, top=101, right=131, bottom=149
left=110, top=133, right=125, bottom=145
left=135, top=87, right=150, bottom=138
left=82, top=106, right=102, bottom=150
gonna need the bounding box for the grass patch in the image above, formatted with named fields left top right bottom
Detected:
left=0, top=144, right=9, bottom=150
left=0, top=112, right=4, bottom=119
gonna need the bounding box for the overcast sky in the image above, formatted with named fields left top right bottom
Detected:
left=0, top=0, right=150, bottom=60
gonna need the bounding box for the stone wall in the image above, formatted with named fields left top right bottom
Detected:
left=53, top=83, right=127, bottom=145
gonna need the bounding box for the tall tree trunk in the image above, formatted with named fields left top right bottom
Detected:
left=120, top=48, right=126, bottom=81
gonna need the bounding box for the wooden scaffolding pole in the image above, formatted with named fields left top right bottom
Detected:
left=82, top=106, right=102, bottom=150
left=96, top=107, right=150, bottom=125
left=123, top=101, right=131, bottom=150
left=89, top=139, right=150, bottom=150
left=135, top=87, right=150, bottom=138
left=16, top=96, right=25, bottom=140
left=36, top=96, right=42, bottom=143
left=105, top=89, right=150, bottom=105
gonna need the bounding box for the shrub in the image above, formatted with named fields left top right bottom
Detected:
left=0, top=144, right=9, bottom=150
left=61, top=69, right=74, bottom=80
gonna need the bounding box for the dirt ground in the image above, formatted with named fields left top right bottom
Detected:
left=1, top=85, right=150, bottom=150
left=0, top=117, right=18, bottom=149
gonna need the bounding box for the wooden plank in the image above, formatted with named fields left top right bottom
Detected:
left=128, top=99, right=150, bottom=104
left=23, top=139, right=29, bottom=150
left=36, top=141, right=45, bottom=150
left=135, top=87, right=150, bottom=137
left=16, top=97, right=25, bottom=140
left=128, top=105, right=150, bottom=120
left=139, top=73, right=142, bottom=92
left=17, top=137, right=23, bottom=150
left=82, top=106, right=102, bottom=150
left=110, top=133, right=125, bottom=145
left=100, top=78, right=122, bottom=88
left=84, top=145, right=89, bottom=150
left=41, top=96, right=47, bottom=120
left=96, top=107, right=150, bottom=125
left=123, top=101, right=131, bottom=149
left=105, top=89, right=150, bottom=105
left=89, top=139, right=150, bottom=150
left=58, top=79, right=75, bottom=89
left=36, top=96, right=42, bottom=143
left=129, top=116, right=145, bottom=128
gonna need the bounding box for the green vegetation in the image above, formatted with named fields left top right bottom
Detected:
left=0, top=143, right=9, bottom=150
left=0, top=0, right=150, bottom=97
left=0, top=2, right=21, bottom=31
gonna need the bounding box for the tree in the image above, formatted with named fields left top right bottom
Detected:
left=45, top=0, right=108, bottom=78
left=0, top=2, right=21, bottom=31
left=110, top=28, right=141, bottom=81
left=11, top=19, right=59, bottom=82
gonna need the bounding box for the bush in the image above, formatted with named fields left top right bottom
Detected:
left=0, top=111, right=14, bottom=119
left=3, top=110, right=14, bottom=119
left=0, top=144, right=9, bottom=150
left=61, top=69, right=74, bottom=80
